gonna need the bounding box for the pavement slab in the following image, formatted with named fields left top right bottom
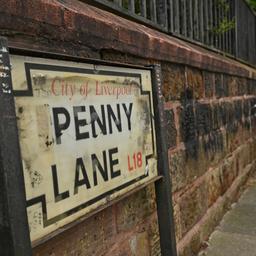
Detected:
left=199, top=184, right=256, bottom=256
left=200, top=231, right=256, bottom=256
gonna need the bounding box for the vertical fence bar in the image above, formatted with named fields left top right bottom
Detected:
left=227, top=0, right=231, bottom=53
left=204, top=0, right=209, bottom=44
left=217, top=1, right=222, bottom=50
left=113, top=0, right=122, bottom=7
left=199, top=0, right=204, bottom=43
left=174, top=0, right=180, bottom=34
left=209, top=0, right=214, bottom=46
left=222, top=3, right=226, bottom=52
left=253, top=15, right=256, bottom=64
left=234, top=0, right=239, bottom=58
left=168, top=0, right=174, bottom=33
left=140, top=0, right=147, bottom=17
left=220, top=2, right=224, bottom=51
left=231, top=0, right=234, bottom=54
left=230, top=0, right=236, bottom=55
left=193, top=0, right=199, bottom=40
left=156, top=0, right=168, bottom=29
left=213, top=0, right=218, bottom=48
left=150, top=0, right=157, bottom=23
left=224, top=1, right=228, bottom=53
left=188, top=0, right=193, bottom=39
left=181, top=0, right=187, bottom=36
left=247, top=5, right=256, bottom=64
left=180, top=0, right=184, bottom=36
left=228, top=2, right=232, bottom=54
left=128, top=0, right=135, bottom=12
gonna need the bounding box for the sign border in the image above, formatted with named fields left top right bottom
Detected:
left=15, top=61, right=156, bottom=229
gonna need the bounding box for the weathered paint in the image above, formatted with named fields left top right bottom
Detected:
left=10, top=55, right=158, bottom=243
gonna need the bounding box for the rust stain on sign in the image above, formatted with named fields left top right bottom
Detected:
left=11, top=55, right=157, bottom=243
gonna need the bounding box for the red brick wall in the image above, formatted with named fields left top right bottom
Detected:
left=1, top=1, right=256, bottom=255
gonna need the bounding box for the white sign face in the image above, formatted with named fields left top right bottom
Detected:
left=11, top=55, right=157, bottom=243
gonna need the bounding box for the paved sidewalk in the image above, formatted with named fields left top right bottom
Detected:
left=199, top=181, right=256, bottom=256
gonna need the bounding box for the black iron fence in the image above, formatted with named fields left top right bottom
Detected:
left=85, top=0, right=256, bottom=66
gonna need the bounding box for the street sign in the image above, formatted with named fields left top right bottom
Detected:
left=11, top=55, right=158, bottom=243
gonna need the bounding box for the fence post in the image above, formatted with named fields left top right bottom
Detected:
left=156, top=0, right=168, bottom=30
left=0, top=37, right=32, bottom=255
left=151, top=64, right=177, bottom=256
left=234, top=0, right=239, bottom=59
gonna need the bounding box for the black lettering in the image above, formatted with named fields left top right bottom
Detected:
left=107, top=104, right=122, bottom=134
left=74, top=157, right=91, bottom=194
left=52, top=107, right=70, bottom=144
left=122, top=103, right=133, bottom=131
left=109, top=147, right=121, bottom=178
left=51, top=164, right=70, bottom=202
left=90, top=105, right=107, bottom=138
left=73, top=106, right=89, bottom=140
left=92, top=151, right=108, bottom=186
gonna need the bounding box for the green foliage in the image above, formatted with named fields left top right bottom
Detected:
left=247, top=0, right=256, bottom=11
left=212, top=17, right=236, bottom=35
left=211, top=0, right=235, bottom=35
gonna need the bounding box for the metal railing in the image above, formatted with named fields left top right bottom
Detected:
left=86, top=0, right=256, bottom=66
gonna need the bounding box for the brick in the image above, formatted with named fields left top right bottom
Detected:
left=203, top=71, right=214, bottom=98
left=243, top=99, right=251, bottom=118
left=220, top=159, right=235, bottom=194
left=219, top=102, right=228, bottom=127
left=0, top=13, right=39, bottom=36
left=197, top=131, right=225, bottom=174
left=173, top=203, right=182, bottom=241
left=215, top=73, right=223, bottom=98
left=206, top=167, right=222, bottom=207
left=180, top=103, right=196, bottom=143
left=245, top=79, right=251, bottom=95
left=225, top=102, right=237, bottom=133
left=169, top=150, right=187, bottom=192
left=24, top=0, right=63, bottom=26
left=129, top=232, right=150, bottom=256
left=200, top=201, right=227, bottom=242
left=195, top=103, right=212, bottom=135
left=148, top=216, right=161, bottom=256
left=226, top=76, right=238, bottom=96
left=186, top=67, right=204, bottom=99
left=249, top=140, right=255, bottom=163
left=237, top=77, right=247, bottom=96
left=212, top=103, right=222, bottom=130
left=179, top=183, right=208, bottom=236
left=162, top=63, right=185, bottom=101
left=116, top=185, right=156, bottom=232
left=0, top=0, right=24, bottom=16
left=238, top=144, right=251, bottom=171
left=251, top=79, right=256, bottom=95
left=33, top=207, right=115, bottom=256
left=190, top=232, right=201, bottom=255
left=234, top=100, right=243, bottom=124
left=202, top=130, right=225, bottom=163
left=222, top=74, right=229, bottom=97
left=165, top=109, right=177, bottom=149
left=101, top=50, right=149, bottom=66
left=105, top=239, right=131, bottom=256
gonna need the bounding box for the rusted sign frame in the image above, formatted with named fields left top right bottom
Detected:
left=0, top=38, right=32, bottom=255
left=151, top=64, right=177, bottom=256
left=0, top=37, right=177, bottom=256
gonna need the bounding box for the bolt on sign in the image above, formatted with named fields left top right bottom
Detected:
left=10, top=55, right=158, bottom=243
